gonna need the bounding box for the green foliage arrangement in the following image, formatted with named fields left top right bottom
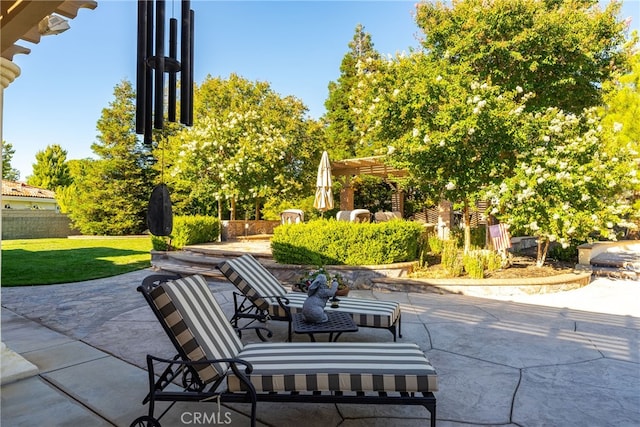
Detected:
left=427, top=234, right=443, bottom=255
left=151, top=215, right=219, bottom=250
left=352, top=175, right=394, bottom=213
left=450, top=225, right=487, bottom=249
left=295, top=267, right=349, bottom=294
left=462, top=253, right=485, bottom=279
left=485, top=251, right=504, bottom=272
left=441, top=239, right=463, bottom=277
left=462, top=249, right=506, bottom=279
left=548, top=243, right=579, bottom=263
left=271, top=219, right=423, bottom=266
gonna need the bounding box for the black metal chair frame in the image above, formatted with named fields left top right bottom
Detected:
left=230, top=290, right=294, bottom=341
left=230, top=289, right=401, bottom=342
left=132, top=274, right=436, bottom=427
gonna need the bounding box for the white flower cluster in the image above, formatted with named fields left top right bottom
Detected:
left=613, top=122, right=622, bottom=133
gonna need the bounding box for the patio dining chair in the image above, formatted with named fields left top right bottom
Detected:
left=217, top=254, right=402, bottom=341
left=350, top=208, right=371, bottom=223
left=132, top=274, right=437, bottom=427
left=280, top=208, right=304, bottom=224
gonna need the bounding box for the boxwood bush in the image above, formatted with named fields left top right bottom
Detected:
left=151, top=215, right=220, bottom=250
left=271, top=219, right=423, bottom=265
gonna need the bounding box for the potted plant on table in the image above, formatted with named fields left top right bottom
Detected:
left=293, top=267, right=350, bottom=296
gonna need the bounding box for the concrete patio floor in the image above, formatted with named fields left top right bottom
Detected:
left=1, top=270, right=638, bottom=426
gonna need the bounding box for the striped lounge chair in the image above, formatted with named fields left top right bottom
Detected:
left=133, top=274, right=437, bottom=427
left=217, top=254, right=402, bottom=341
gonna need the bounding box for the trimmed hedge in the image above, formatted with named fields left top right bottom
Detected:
left=271, top=219, right=423, bottom=265
left=151, top=215, right=220, bottom=250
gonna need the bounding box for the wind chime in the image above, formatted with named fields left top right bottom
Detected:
left=136, top=0, right=195, bottom=237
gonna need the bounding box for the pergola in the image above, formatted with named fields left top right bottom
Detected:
left=330, top=155, right=408, bottom=214
left=330, top=155, right=486, bottom=238
left=330, top=155, right=408, bottom=179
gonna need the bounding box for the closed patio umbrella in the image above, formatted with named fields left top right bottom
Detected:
left=313, top=151, right=334, bottom=214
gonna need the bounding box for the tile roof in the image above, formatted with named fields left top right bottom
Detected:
left=1, top=180, right=55, bottom=199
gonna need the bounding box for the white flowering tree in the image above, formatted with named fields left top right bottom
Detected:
left=347, top=0, right=634, bottom=258
left=485, top=108, right=637, bottom=266
left=352, top=54, right=532, bottom=252
left=163, top=74, right=323, bottom=219
left=600, top=41, right=640, bottom=231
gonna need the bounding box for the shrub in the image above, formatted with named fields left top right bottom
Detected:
left=271, top=219, right=423, bottom=265
left=463, top=252, right=485, bottom=279
left=151, top=215, right=219, bottom=250
left=417, top=231, right=431, bottom=268
left=441, top=239, right=463, bottom=277
left=485, top=250, right=504, bottom=271
left=450, top=225, right=487, bottom=249
left=548, top=242, right=579, bottom=262
left=428, top=234, right=444, bottom=255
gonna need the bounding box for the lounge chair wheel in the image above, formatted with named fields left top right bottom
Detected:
left=130, top=415, right=160, bottom=427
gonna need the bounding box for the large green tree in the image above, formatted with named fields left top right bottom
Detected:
left=415, top=0, right=628, bottom=113
left=352, top=54, right=532, bottom=251
left=350, top=0, right=632, bottom=254
left=163, top=74, right=324, bottom=219
left=2, top=141, right=20, bottom=181
left=599, top=35, right=640, bottom=233
left=485, top=108, right=637, bottom=265
left=324, top=24, right=380, bottom=159
left=66, top=80, right=156, bottom=235
left=27, top=144, right=72, bottom=190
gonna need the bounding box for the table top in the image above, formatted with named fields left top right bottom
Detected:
left=292, top=311, right=358, bottom=335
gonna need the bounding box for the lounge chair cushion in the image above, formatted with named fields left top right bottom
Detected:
left=227, top=342, right=438, bottom=393
left=218, top=255, right=287, bottom=311
left=268, top=293, right=400, bottom=329
left=150, top=275, right=244, bottom=383
left=218, top=254, right=400, bottom=329
left=149, top=274, right=437, bottom=395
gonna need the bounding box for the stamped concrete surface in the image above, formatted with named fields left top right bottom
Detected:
left=1, top=270, right=639, bottom=427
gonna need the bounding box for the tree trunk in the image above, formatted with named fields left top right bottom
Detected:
left=230, top=197, right=236, bottom=220
left=536, top=237, right=549, bottom=267
left=255, top=199, right=261, bottom=221
left=217, top=197, right=222, bottom=242
left=463, top=201, right=471, bottom=253
left=486, top=210, right=495, bottom=250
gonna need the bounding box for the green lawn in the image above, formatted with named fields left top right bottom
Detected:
left=1, top=237, right=153, bottom=286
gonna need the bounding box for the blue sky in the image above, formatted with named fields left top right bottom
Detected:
left=3, top=0, right=639, bottom=181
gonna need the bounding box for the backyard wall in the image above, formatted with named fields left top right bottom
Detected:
left=1, top=210, right=79, bottom=239
left=221, top=220, right=280, bottom=240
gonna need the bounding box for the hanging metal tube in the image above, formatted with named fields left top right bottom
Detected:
left=168, top=17, right=177, bottom=122
left=180, top=0, right=192, bottom=126
left=136, top=0, right=194, bottom=143
left=153, top=0, right=165, bottom=130
left=135, top=0, right=149, bottom=135
left=144, top=0, right=154, bottom=144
